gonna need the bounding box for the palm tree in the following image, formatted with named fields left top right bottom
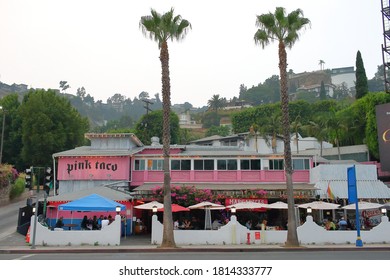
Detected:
left=254, top=7, right=310, bottom=247
left=140, top=8, right=191, bottom=248
left=207, top=94, right=226, bottom=112
left=319, top=60, right=325, bottom=70
left=290, top=115, right=302, bottom=154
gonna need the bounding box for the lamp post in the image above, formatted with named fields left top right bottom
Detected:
left=152, top=205, right=158, bottom=214
left=231, top=206, right=236, bottom=215
left=116, top=206, right=121, bottom=215
left=307, top=207, right=312, bottom=215
left=0, top=106, right=5, bottom=165
left=382, top=208, right=387, bottom=216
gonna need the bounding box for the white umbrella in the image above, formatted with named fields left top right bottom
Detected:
left=134, top=201, right=163, bottom=210
left=188, top=201, right=225, bottom=210
left=226, top=201, right=268, bottom=210
left=342, top=201, right=383, bottom=210
left=267, top=201, right=289, bottom=209
left=297, top=201, right=340, bottom=210
left=188, top=201, right=225, bottom=230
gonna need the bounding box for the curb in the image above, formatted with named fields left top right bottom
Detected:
left=1, top=246, right=390, bottom=254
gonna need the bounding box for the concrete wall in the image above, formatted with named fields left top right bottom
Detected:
left=29, top=214, right=121, bottom=246
left=152, top=214, right=390, bottom=245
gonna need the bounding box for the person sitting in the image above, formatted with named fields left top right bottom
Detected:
left=92, top=215, right=99, bottom=230
left=245, top=220, right=252, bottom=230
left=55, top=217, right=64, bottom=228
left=338, top=217, right=347, bottom=230
left=261, top=219, right=268, bottom=230
left=212, top=219, right=222, bottom=230
left=101, top=216, right=110, bottom=229
left=173, top=219, right=179, bottom=230
left=325, top=219, right=336, bottom=230
left=81, top=215, right=90, bottom=230
left=183, top=219, right=192, bottom=229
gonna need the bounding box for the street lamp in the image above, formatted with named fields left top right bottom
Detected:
left=382, top=208, right=387, bottom=216
left=152, top=205, right=158, bottom=214
left=0, top=106, right=5, bottom=165
left=231, top=206, right=236, bottom=214
left=307, top=207, right=312, bottom=215
left=116, top=206, right=121, bottom=215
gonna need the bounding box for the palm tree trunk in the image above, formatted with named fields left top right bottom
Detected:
left=278, top=41, right=299, bottom=247
left=160, top=41, right=176, bottom=248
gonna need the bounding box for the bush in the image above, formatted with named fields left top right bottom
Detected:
left=9, top=176, right=25, bottom=200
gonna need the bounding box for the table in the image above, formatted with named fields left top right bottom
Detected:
left=64, top=223, right=78, bottom=230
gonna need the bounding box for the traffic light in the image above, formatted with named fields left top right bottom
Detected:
left=44, top=167, right=53, bottom=195
left=25, top=167, right=32, bottom=190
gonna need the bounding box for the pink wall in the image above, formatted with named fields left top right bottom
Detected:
left=131, top=169, right=311, bottom=186
left=57, top=157, right=130, bottom=180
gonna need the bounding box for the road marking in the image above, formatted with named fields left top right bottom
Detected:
left=12, top=254, right=36, bottom=260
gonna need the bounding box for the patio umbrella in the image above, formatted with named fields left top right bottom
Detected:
left=226, top=201, right=268, bottom=210
left=267, top=201, right=288, bottom=209
left=297, top=201, right=340, bottom=210
left=134, top=201, right=163, bottom=210
left=342, top=201, right=383, bottom=210
left=157, top=204, right=189, bottom=212
left=188, top=201, right=225, bottom=230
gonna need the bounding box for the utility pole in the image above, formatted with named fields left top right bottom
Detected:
left=142, top=99, right=154, bottom=115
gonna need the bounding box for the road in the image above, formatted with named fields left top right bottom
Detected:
left=0, top=198, right=26, bottom=240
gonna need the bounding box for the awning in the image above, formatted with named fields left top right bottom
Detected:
left=315, top=180, right=390, bottom=199
left=132, top=183, right=317, bottom=192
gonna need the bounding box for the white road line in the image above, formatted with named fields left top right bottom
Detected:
left=12, top=254, right=36, bottom=260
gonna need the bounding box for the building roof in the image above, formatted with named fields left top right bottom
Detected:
left=53, top=146, right=144, bottom=157
left=315, top=180, right=390, bottom=200
left=47, top=186, right=132, bottom=202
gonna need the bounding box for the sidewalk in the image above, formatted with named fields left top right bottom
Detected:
left=1, top=231, right=390, bottom=254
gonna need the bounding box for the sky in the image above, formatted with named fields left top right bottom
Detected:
left=0, top=0, right=384, bottom=108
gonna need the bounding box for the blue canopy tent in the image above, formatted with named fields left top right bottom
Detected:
left=58, top=193, right=126, bottom=211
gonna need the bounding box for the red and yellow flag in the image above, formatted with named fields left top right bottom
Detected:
left=327, top=182, right=335, bottom=200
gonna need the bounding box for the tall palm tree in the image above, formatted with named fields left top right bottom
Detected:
left=319, top=59, right=325, bottom=70
left=207, top=94, right=226, bottom=112
left=140, top=8, right=191, bottom=248
left=254, top=7, right=310, bottom=247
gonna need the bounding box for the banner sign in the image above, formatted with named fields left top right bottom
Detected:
left=375, top=103, right=390, bottom=171
left=347, top=166, right=358, bottom=203
left=57, top=157, right=129, bottom=180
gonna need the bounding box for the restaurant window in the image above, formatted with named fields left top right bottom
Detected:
left=217, top=159, right=237, bottom=170
left=134, top=159, right=145, bottom=170
left=269, top=159, right=284, bottom=170
left=240, top=159, right=261, bottom=170
left=292, top=159, right=310, bottom=170
left=171, top=159, right=191, bottom=170
left=147, top=159, right=163, bottom=170
left=194, top=159, right=214, bottom=170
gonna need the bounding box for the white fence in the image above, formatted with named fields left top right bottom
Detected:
left=151, top=215, right=390, bottom=245
left=29, top=214, right=121, bottom=246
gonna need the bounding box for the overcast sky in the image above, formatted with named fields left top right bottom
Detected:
left=0, top=0, right=384, bottom=107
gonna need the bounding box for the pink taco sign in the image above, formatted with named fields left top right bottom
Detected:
left=57, top=157, right=129, bottom=180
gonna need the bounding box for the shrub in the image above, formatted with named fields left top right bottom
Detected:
left=9, top=176, right=26, bottom=200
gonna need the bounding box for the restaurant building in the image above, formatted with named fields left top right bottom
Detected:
left=51, top=133, right=390, bottom=233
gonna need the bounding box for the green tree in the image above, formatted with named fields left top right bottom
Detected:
left=0, top=94, right=23, bottom=169
left=205, top=125, right=230, bottom=137
left=140, top=7, right=191, bottom=248
left=18, top=89, right=89, bottom=168
left=135, top=110, right=180, bottom=145
left=207, top=94, right=226, bottom=112
left=254, top=6, right=310, bottom=247
left=355, top=50, right=368, bottom=99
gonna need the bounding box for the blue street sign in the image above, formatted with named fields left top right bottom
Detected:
left=347, top=165, right=363, bottom=247
left=347, top=166, right=357, bottom=203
